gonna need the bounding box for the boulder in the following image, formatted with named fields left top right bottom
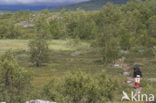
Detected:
left=113, top=64, right=121, bottom=67
left=16, top=21, right=35, bottom=28
left=126, top=80, right=132, bottom=84
left=138, top=50, right=144, bottom=54
left=71, top=51, right=81, bottom=56
left=123, top=72, right=130, bottom=76
left=120, top=50, right=128, bottom=54
left=148, top=78, right=156, bottom=82
left=133, top=63, right=144, bottom=67
left=127, top=77, right=134, bottom=81
left=26, top=100, right=56, bottom=103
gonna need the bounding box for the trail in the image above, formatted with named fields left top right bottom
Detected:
left=122, top=64, right=134, bottom=87
left=115, top=57, right=142, bottom=93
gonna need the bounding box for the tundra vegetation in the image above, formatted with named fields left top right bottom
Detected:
left=0, top=0, right=156, bottom=102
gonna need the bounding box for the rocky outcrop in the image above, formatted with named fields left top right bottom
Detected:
left=16, top=20, right=34, bottom=28
left=26, top=100, right=56, bottom=103
left=0, top=100, right=56, bottom=103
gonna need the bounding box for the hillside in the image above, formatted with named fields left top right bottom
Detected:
left=51, top=0, right=129, bottom=11
left=0, top=0, right=156, bottom=102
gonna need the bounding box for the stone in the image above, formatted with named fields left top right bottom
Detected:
left=127, top=77, right=134, bottom=81
left=126, top=80, right=132, bottom=84
left=138, top=50, right=144, bottom=54
left=71, top=51, right=81, bottom=56
left=26, top=100, right=56, bottom=103
left=123, top=72, right=130, bottom=76
left=120, top=50, right=128, bottom=54
left=113, top=64, right=120, bottom=67
left=148, top=78, right=156, bottom=82
left=16, top=21, right=35, bottom=28
left=133, top=63, right=144, bottom=66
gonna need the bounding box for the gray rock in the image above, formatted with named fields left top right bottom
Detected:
left=113, top=64, right=121, bottom=68
left=148, top=78, right=156, bottom=82
left=138, top=50, right=144, bottom=54
left=71, top=51, right=81, bottom=56
left=120, top=50, right=128, bottom=54
left=26, top=100, right=56, bottom=103
left=126, top=80, right=132, bottom=84
left=133, top=63, right=144, bottom=67
left=123, top=72, right=130, bottom=76
left=127, top=77, right=134, bottom=81
left=18, top=53, right=28, bottom=58
left=16, top=21, right=35, bottom=28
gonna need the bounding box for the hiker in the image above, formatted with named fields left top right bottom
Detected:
left=133, top=66, right=142, bottom=88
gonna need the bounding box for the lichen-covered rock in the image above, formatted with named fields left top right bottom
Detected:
left=148, top=78, right=156, bottom=82
left=123, top=72, right=130, bottom=76
left=26, top=100, right=56, bottom=103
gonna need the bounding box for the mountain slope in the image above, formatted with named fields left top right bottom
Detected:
left=51, top=0, right=129, bottom=11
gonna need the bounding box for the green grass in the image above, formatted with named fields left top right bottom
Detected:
left=0, top=39, right=89, bottom=51
left=0, top=39, right=28, bottom=51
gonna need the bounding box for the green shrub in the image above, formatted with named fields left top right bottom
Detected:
left=0, top=51, right=31, bottom=103
left=29, top=37, right=50, bottom=67
left=62, top=72, right=98, bottom=103
left=43, top=71, right=119, bottom=103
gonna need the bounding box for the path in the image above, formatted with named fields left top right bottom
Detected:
left=122, top=64, right=134, bottom=87
left=115, top=57, right=142, bottom=93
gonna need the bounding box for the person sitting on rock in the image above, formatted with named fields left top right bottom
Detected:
left=133, top=66, right=142, bottom=88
